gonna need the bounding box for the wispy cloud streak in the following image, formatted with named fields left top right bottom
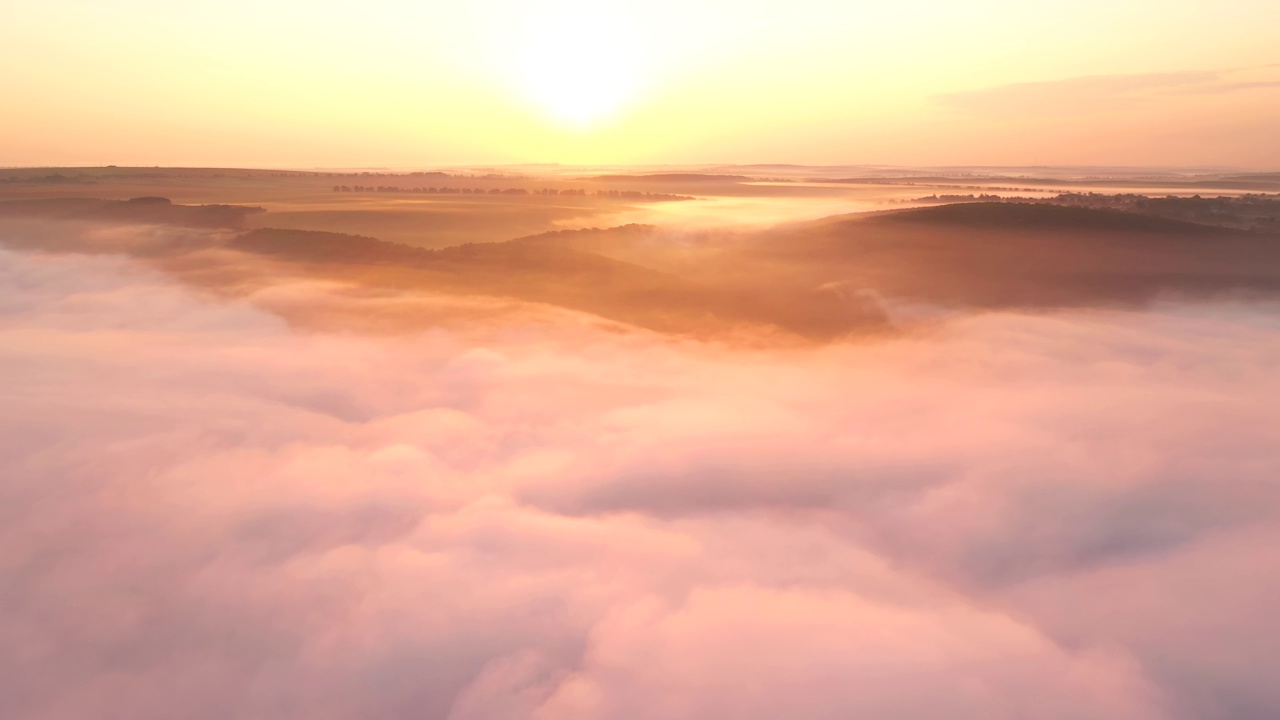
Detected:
left=935, top=67, right=1280, bottom=115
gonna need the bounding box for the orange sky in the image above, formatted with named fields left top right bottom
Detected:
left=2, top=0, right=1278, bottom=168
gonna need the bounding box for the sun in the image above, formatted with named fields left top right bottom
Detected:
left=509, top=3, right=650, bottom=128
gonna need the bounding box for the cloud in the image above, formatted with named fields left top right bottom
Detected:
left=3, top=227, right=1280, bottom=719
left=935, top=68, right=1280, bottom=115
left=532, top=586, right=1163, bottom=720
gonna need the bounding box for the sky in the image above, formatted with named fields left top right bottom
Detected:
left=1, top=0, right=1279, bottom=168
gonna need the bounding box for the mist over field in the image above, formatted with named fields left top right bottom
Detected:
left=4, top=212, right=1280, bottom=719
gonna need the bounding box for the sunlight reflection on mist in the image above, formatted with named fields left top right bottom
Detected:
left=562, top=185, right=1064, bottom=233
left=570, top=195, right=879, bottom=231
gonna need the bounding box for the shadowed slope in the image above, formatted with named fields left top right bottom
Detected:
left=9, top=197, right=1280, bottom=339
left=229, top=228, right=885, bottom=338
left=0, top=209, right=887, bottom=340
left=865, top=202, right=1232, bottom=235
left=759, top=203, right=1280, bottom=309
left=0, top=196, right=266, bottom=229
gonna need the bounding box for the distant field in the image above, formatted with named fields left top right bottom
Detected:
left=4, top=166, right=1276, bottom=248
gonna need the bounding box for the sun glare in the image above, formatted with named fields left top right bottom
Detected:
left=511, top=3, right=650, bottom=128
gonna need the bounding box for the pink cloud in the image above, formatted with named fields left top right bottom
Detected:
left=2, top=232, right=1279, bottom=719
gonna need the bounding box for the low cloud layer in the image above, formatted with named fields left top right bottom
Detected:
left=3, top=229, right=1280, bottom=719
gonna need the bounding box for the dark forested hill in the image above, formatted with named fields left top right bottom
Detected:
left=756, top=202, right=1280, bottom=309
left=0, top=197, right=265, bottom=229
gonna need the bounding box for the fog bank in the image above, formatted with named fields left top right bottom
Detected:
left=3, top=238, right=1280, bottom=719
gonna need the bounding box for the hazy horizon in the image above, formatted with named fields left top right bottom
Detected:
left=3, top=162, right=1274, bottom=174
